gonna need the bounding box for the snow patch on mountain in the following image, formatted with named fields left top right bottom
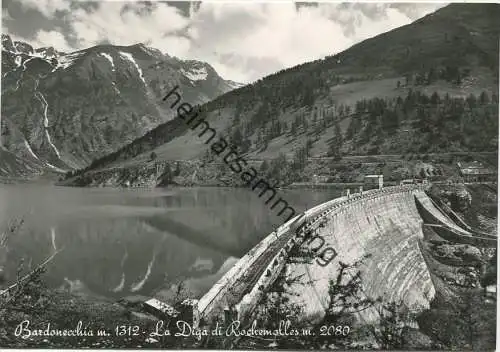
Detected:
left=1, top=34, right=15, bottom=52
left=45, top=162, right=65, bottom=173
left=14, top=43, right=33, bottom=55
left=99, top=53, right=115, bottom=71
left=35, top=91, right=61, bottom=159
left=1, top=35, right=241, bottom=175
left=52, top=52, right=83, bottom=72
left=51, top=227, right=57, bottom=252
left=33, top=47, right=58, bottom=60
left=227, top=80, right=245, bottom=89
left=14, top=56, right=22, bottom=67
left=181, top=66, right=208, bottom=81
left=14, top=78, right=21, bottom=91
left=111, top=82, right=120, bottom=94
left=22, top=57, right=36, bottom=71
left=32, top=50, right=56, bottom=60
left=24, top=140, right=39, bottom=160
left=119, top=51, right=146, bottom=85
left=138, top=44, right=163, bottom=58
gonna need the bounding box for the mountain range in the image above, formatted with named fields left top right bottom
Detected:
left=0, top=34, right=241, bottom=176
left=62, top=3, right=499, bottom=187
left=1, top=4, right=499, bottom=184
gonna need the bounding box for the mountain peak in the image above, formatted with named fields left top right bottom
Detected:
left=1, top=34, right=15, bottom=52
left=1, top=34, right=243, bottom=172
left=13, top=41, right=34, bottom=55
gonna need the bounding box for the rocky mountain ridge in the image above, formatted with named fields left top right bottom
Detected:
left=0, top=34, right=241, bottom=174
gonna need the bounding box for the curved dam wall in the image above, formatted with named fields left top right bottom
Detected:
left=284, top=186, right=436, bottom=322
left=196, top=193, right=346, bottom=323
left=235, top=235, right=297, bottom=322
left=233, top=193, right=359, bottom=321
left=197, top=185, right=441, bottom=326
left=198, top=214, right=302, bottom=320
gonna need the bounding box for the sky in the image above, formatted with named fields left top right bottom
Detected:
left=2, top=1, right=447, bottom=83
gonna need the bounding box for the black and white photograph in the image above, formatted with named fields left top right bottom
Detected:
left=0, top=0, right=498, bottom=350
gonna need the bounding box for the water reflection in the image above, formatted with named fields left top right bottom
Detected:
left=0, top=185, right=341, bottom=300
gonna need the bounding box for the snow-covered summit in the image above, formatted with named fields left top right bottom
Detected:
left=181, top=66, right=208, bottom=81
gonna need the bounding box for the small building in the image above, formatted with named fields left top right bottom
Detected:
left=143, top=298, right=201, bottom=328
left=400, top=179, right=429, bottom=186
left=486, top=284, right=497, bottom=300
left=457, top=161, right=496, bottom=183
left=143, top=298, right=180, bottom=320
left=364, top=175, right=383, bottom=189
left=312, top=174, right=330, bottom=183
left=400, top=179, right=415, bottom=186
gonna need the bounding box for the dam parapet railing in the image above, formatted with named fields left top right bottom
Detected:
left=196, top=184, right=427, bottom=325
left=197, top=214, right=303, bottom=319
left=304, top=184, right=427, bottom=222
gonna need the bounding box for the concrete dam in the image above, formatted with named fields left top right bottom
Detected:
left=155, top=184, right=495, bottom=328
left=282, top=186, right=435, bottom=322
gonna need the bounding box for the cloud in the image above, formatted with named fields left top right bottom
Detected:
left=33, top=29, right=73, bottom=51
left=68, top=2, right=189, bottom=49
left=2, top=7, right=13, bottom=21
left=17, top=0, right=71, bottom=18
left=180, top=2, right=445, bottom=82
left=10, top=1, right=447, bottom=82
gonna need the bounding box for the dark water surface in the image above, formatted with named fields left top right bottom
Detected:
left=0, top=185, right=341, bottom=300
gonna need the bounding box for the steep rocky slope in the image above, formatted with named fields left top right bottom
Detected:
left=0, top=147, right=44, bottom=178
left=65, top=3, right=499, bottom=187
left=0, top=34, right=241, bottom=172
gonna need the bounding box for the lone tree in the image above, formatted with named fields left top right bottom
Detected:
left=323, top=259, right=376, bottom=324
left=370, top=301, right=411, bottom=349
left=311, top=257, right=377, bottom=349
left=327, top=122, right=343, bottom=160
